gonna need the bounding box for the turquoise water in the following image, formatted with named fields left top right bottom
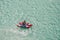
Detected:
left=0, top=0, right=60, bottom=40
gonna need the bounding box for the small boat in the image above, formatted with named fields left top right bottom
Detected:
left=16, top=20, right=32, bottom=28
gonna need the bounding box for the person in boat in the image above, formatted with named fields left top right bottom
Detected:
left=17, top=20, right=27, bottom=28
left=16, top=20, right=32, bottom=28
left=20, top=20, right=26, bottom=28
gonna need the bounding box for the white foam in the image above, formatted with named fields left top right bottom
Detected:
left=10, top=29, right=29, bottom=36
left=0, top=28, right=32, bottom=36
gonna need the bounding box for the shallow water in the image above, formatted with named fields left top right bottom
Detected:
left=0, top=0, right=60, bottom=40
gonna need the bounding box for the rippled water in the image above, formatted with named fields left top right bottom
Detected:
left=0, top=0, right=60, bottom=40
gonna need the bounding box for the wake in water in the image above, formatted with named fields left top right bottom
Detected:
left=0, top=28, right=32, bottom=36
left=10, top=28, right=30, bottom=36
